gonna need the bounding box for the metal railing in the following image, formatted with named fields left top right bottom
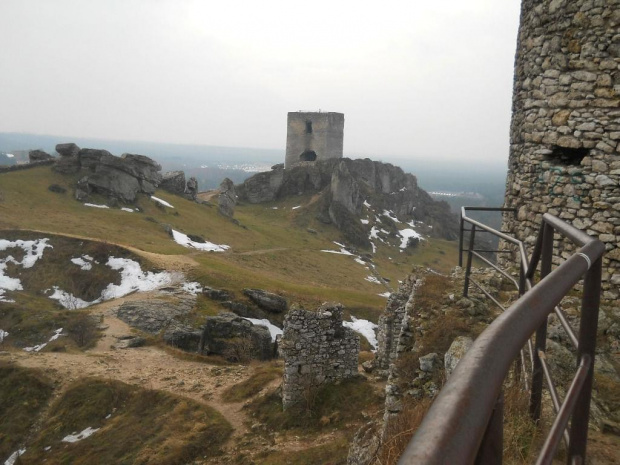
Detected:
left=398, top=209, right=604, bottom=465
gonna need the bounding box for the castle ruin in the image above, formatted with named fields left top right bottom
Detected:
left=284, top=111, right=344, bottom=169
left=502, top=0, right=620, bottom=298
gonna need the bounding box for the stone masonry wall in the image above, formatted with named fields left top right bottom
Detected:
left=280, top=303, right=359, bottom=409
left=285, top=112, right=344, bottom=169
left=502, top=0, right=620, bottom=299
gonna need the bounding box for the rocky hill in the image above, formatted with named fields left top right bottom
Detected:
left=236, top=158, right=458, bottom=249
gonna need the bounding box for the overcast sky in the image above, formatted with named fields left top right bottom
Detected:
left=1, top=0, right=522, bottom=163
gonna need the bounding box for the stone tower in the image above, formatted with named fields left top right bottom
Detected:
left=284, top=111, right=344, bottom=169
left=502, top=0, right=620, bottom=298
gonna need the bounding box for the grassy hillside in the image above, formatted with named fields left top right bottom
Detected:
left=0, top=166, right=459, bottom=320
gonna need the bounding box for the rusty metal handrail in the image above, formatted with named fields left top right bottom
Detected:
left=399, top=212, right=604, bottom=465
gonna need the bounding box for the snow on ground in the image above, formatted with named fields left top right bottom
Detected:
left=243, top=318, right=283, bottom=342
left=370, top=242, right=377, bottom=254
left=24, top=328, right=64, bottom=352
left=0, top=329, right=8, bottom=343
left=398, top=228, right=424, bottom=249
left=272, top=207, right=278, bottom=210
left=84, top=203, right=109, bottom=209
left=343, top=317, right=378, bottom=351
left=320, top=246, right=354, bottom=256
left=378, top=292, right=391, bottom=298
left=354, top=257, right=367, bottom=266
left=365, top=276, right=381, bottom=284
left=6, top=153, right=14, bottom=158
left=0, top=238, right=52, bottom=302
left=171, top=229, right=230, bottom=252
left=361, top=219, right=369, bottom=225
left=71, top=255, right=95, bottom=270
left=182, top=282, right=203, bottom=294
left=151, top=196, right=174, bottom=208
left=4, top=448, right=26, bottom=465
left=363, top=200, right=371, bottom=208
left=62, top=427, right=100, bottom=443
left=121, top=207, right=134, bottom=213
left=383, top=210, right=401, bottom=223
left=292, top=205, right=301, bottom=210
left=48, top=287, right=91, bottom=309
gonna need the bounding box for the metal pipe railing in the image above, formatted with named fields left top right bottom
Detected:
left=399, top=211, right=605, bottom=465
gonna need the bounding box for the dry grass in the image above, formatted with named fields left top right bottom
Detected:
left=21, top=378, right=233, bottom=464
left=375, top=398, right=432, bottom=465
left=222, top=363, right=283, bottom=403
left=251, top=436, right=350, bottom=465
left=502, top=382, right=541, bottom=464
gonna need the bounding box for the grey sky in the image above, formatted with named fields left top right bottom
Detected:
left=0, top=0, right=521, bottom=163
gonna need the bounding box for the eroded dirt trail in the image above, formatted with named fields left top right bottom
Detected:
left=12, top=293, right=252, bottom=438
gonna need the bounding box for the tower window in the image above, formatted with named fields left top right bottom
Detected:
left=300, top=150, right=317, bottom=162
left=305, top=121, right=313, bottom=134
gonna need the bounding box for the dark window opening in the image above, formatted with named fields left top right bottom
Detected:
left=300, top=150, right=317, bottom=162
left=305, top=120, right=313, bottom=134
left=545, top=146, right=589, bottom=166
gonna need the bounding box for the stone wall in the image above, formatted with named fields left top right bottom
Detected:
left=0, top=159, right=56, bottom=174
left=285, top=112, right=344, bottom=169
left=280, top=303, right=359, bottom=409
left=502, top=0, right=620, bottom=299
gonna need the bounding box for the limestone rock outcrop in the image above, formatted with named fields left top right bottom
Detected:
left=160, top=171, right=186, bottom=196
left=236, top=158, right=457, bottom=248
left=243, top=288, right=288, bottom=314
left=199, top=312, right=274, bottom=361
left=29, top=150, right=54, bottom=162
left=218, top=178, right=237, bottom=217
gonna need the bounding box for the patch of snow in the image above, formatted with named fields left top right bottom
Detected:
left=292, top=205, right=301, bottom=210
left=363, top=200, right=371, bottom=208
left=120, top=207, right=134, bottom=213
left=6, top=153, right=14, bottom=158
left=333, top=241, right=345, bottom=248
left=369, top=226, right=380, bottom=240
left=23, top=328, right=63, bottom=352
left=382, top=210, right=401, bottom=223
left=243, top=318, right=282, bottom=342
left=61, top=427, right=100, bottom=443
left=151, top=196, right=174, bottom=208
left=182, top=282, right=203, bottom=295
left=171, top=229, right=230, bottom=252
left=101, top=257, right=174, bottom=299
left=321, top=247, right=354, bottom=256
left=4, top=448, right=26, bottom=465
left=44, top=446, right=51, bottom=451
left=343, top=317, right=378, bottom=351
left=398, top=228, right=424, bottom=249
left=48, top=288, right=91, bottom=309
left=84, top=203, right=109, bottom=209
left=370, top=241, right=376, bottom=254
left=378, top=292, right=391, bottom=298
left=360, top=219, right=369, bottom=225
left=365, top=276, right=381, bottom=284
left=0, top=239, right=53, bottom=302
left=399, top=187, right=407, bottom=192
left=0, top=329, right=8, bottom=343
left=271, top=207, right=278, bottom=210
left=354, top=257, right=366, bottom=266
left=380, top=228, right=389, bottom=234
left=71, top=256, right=93, bottom=271
left=105, top=413, right=112, bottom=419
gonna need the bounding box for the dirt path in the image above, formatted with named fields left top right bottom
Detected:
left=11, top=293, right=252, bottom=438
left=235, top=247, right=289, bottom=256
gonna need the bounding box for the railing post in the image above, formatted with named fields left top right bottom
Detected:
left=567, top=256, right=602, bottom=464
left=475, top=393, right=504, bottom=465
left=459, top=215, right=465, bottom=267
left=530, top=222, right=554, bottom=422
left=463, top=225, right=476, bottom=297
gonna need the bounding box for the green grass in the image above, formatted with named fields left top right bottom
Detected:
left=0, top=364, right=55, bottom=460
left=247, top=376, right=381, bottom=434
left=21, top=378, right=233, bottom=465
left=222, top=363, right=283, bottom=403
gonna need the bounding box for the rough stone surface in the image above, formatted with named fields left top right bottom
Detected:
left=116, top=296, right=195, bottom=334
left=218, top=177, right=237, bottom=217
left=280, top=303, right=359, bottom=408
left=29, top=150, right=54, bottom=162
left=160, top=171, right=186, bottom=195
left=87, top=167, right=142, bottom=203
left=243, top=288, right=288, bottom=314
left=347, top=421, right=381, bottom=465
left=502, top=0, right=620, bottom=297
left=199, top=312, right=274, bottom=361
left=185, top=176, right=198, bottom=200
left=55, top=143, right=80, bottom=158
left=285, top=111, right=344, bottom=169
left=444, top=336, right=474, bottom=379
left=236, top=158, right=457, bottom=247
left=79, top=148, right=111, bottom=170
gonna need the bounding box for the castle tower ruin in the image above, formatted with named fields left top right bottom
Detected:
left=502, top=0, right=620, bottom=298
left=284, top=111, right=344, bottom=169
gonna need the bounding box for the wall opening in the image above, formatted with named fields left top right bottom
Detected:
left=300, top=150, right=317, bottom=162
left=305, top=120, right=313, bottom=134
left=546, top=146, right=589, bottom=166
